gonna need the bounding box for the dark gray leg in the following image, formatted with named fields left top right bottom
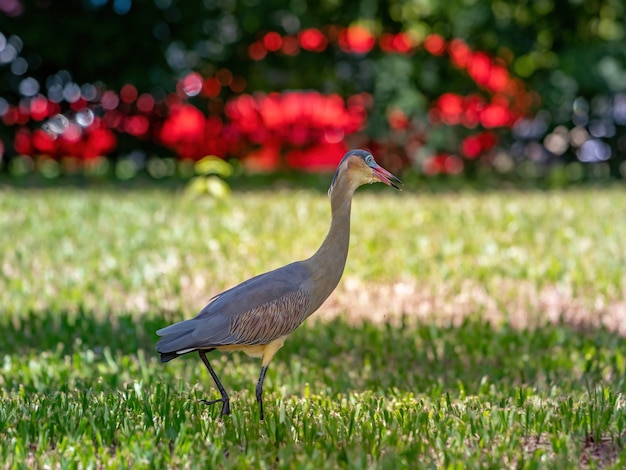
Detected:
left=256, top=365, right=269, bottom=421
left=198, top=350, right=230, bottom=416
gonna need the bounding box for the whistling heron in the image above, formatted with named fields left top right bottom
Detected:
left=156, top=149, right=402, bottom=420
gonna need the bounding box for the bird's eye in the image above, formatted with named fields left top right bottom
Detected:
left=365, top=155, right=373, bottom=165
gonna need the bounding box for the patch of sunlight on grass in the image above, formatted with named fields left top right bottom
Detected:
left=2, top=187, right=625, bottom=319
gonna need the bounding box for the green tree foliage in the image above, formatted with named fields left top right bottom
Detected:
left=1, top=0, right=625, bottom=180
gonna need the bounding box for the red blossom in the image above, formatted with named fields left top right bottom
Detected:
left=467, top=51, right=492, bottom=87
left=460, top=135, right=484, bottom=159
left=124, top=115, right=150, bottom=137
left=392, top=33, right=413, bottom=53
left=83, top=127, right=117, bottom=159
left=30, top=96, right=51, bottom=121
left=436, top=93, right=465, bottom=125
left=15, top=103, right=30, bottom=125
left=480, top=103, right=511, bottom=128
left=248, top=41, right=267, bottom=60
left=202, top=78, right=221, bottom=98
left=479, top=131, right=498, bottom=150
left=424, top=34, right=446, bottom=55
left=380, top=33, right=413, bottom=54
left=299, top=28, right=328, bottom=52
left=136, top=93, right=155, bottom=113
left=286, top=142, right=348, bottom=172
left=460, top=131, right=498, bottom=159
left=388, top=108, right=409, bottom=129
left=14, top=128, right=33, bottom=154
left=101, top=91, right=120, bottom=110
left=2, top=106, right=17, bottom=126
left=486, top=65, right=509, bottom=93
left=461, top=95, right=485, bottom=128
left=69, top=98, right=88, bottom=112
left=32, top=129, right=56, bottom=153
left=120, top=84, right=138, bottom=103
left=449, top=39, right=472, bottom=68
left=263, top=32, right=283, bottom=52
left=159, top=104, right=209, bottom=159
left=56, top=123, right=83, bottom=157
left=338, top=25, right=375, bottom=54
left=281, top=35, right=299, bottom=55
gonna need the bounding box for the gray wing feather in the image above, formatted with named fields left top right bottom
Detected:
left=156, top=261, right=311, bottom=353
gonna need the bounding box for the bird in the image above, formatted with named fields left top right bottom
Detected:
left=156, top=149, right=402, bottom=421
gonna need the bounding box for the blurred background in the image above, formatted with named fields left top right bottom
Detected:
left=1, top=0, right=625, bottom=186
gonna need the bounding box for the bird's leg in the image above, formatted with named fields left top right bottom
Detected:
left=198, top=350, right=230, bottom=416
left=255, top=365, right=269, bottom=422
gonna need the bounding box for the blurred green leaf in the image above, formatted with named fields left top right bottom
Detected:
left=194, top=156, right=234, bottom=178
left=185, top=175, right=231, bottom=199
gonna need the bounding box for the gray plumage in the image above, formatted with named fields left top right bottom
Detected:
left=157, top=262, right=311, bottom=352
left=156, top=148, right=402, bottom=420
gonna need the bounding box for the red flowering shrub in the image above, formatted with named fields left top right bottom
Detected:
left=11, top=109, right=117, bottom=162
left=239, top=30, right=534, bottom=173
left=0, top=23, right=534, bottom=179
left=225, top=91, right=368, bottom=171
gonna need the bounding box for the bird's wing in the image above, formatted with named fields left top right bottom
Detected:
left=157, top=261, right=312, bottom=351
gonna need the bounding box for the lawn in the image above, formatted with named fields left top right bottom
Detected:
left=1, top=185, right=625, bottom=468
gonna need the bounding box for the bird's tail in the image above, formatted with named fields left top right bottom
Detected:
left=159, top=351, right=179, bottom=363
left=156, top=320, right=197, bottom=362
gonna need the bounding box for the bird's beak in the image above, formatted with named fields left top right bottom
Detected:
left=372, top=164, right=403, bottom=190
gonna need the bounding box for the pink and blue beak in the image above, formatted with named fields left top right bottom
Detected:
left=372, top=163, right=403, bottom=190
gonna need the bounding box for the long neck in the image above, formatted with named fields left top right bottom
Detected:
left=305, top=174, right=355, bottom=299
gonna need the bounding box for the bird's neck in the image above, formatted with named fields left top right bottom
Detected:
left=305, top=178, right=354, bottom=296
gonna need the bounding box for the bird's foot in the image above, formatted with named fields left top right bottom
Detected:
left=200, top=397, right=231, bottom=416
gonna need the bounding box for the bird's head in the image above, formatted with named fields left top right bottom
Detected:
left=329, top=149, right=402, bottom=195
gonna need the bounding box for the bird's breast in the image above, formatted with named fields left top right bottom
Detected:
left=215, top=343, right=267, bottom=357
left=215, top=334, right=289, bottom=366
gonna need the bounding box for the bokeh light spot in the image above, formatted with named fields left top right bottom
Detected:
left=120, top=84, right=138, bottom=103
left=281, top=35, right=299, bottom=55
left=424, top=34, right=446, bottom=55
left=578, top=139, right=611, bottom=162
left=230, top=76, right=246, bottom=94
left=299, top=28, right=327, bottom=52
left=248, top=41, right=267, bottom=60
left=76, top=108, right=95, bottom=127
left=263, top=32, right=283, bottom=52
left=29, top=95, right=49, bottom=121
left=182, top=72, right=203, bottom=97
left=136, top=93, right=155, bottom=112
left=101, top=91, right=120, bottom=110
left=338, top=25, right=375, bottom=54
left=202, top=78, right=221, bottom=98
left=19, top=77, right=39, bottom=96
left=215, top=68, right=233, bottom=86
left=543, top=126, right=569, bottom=155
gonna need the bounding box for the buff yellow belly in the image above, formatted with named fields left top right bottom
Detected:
left=213, top=335, right=289, bottom=366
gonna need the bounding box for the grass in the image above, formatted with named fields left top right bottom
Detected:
left=1, top=185, right=626, bottom=468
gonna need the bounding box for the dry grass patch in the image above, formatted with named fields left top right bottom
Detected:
left=320, top=277, right=626, bottom=335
